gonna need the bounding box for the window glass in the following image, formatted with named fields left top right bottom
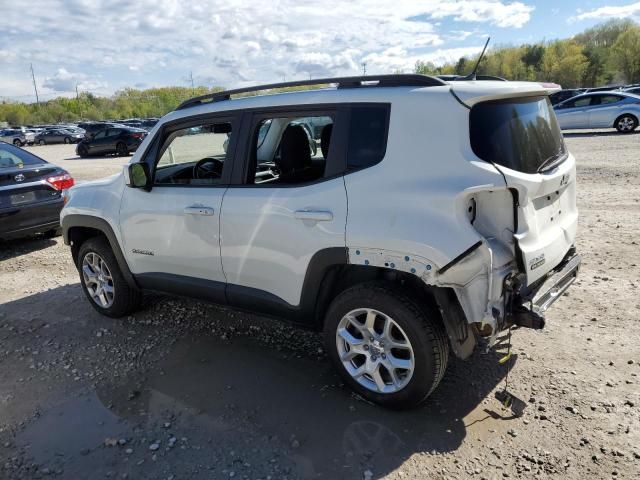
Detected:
left=599, top=95, right=622, bottom=105
left=106, top=129, right=120, bottom=136
left=470, top=96, right=566, bottom=174
left=0, top=143, right=46, bottom=168
left=573, top=97, right=592, bottom=107
left=248, top=115, right=333, bottom=185
left=347, top=106, right=389, bottom=169
left=155, top=122, right=232, bottom=185
left=93, top=131, right=106, bottom=139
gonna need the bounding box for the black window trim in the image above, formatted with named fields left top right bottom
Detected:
left=141, top=111, right=241, bottom=188
left=344, top=103, right=391, bottom=173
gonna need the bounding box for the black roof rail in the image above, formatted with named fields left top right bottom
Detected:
left=176, top=74, right=446, bottom=110
left=437, top=74, right=507, bottom=82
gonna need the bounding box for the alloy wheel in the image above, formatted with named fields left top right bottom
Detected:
left=336, top=308, right=415, bottom=394
left=82, top=252, right=115, bottom=308
left=617, top=116, right=636, bottom=132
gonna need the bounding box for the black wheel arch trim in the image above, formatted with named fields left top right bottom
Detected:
left=62, top=214, right=138, bottom=289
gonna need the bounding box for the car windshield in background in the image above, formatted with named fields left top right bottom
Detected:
left=470, top=96, right=567, bottom=174
left=0, top=143, right=46, bottom=168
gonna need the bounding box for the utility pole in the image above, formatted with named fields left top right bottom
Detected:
left=76, top=84, right=83, bottom=119
left=189, top=71, right=195, bottom=95
left=362, top=63, right=367, bottom=76
left=30, top=63, right=40, bottom=106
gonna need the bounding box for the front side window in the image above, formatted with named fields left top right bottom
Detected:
left=155, top=122, right=232, bottom=185
left=247, top=115, right=334, bottom=185
left=470, top=96, right=567, bottom=174
left=93, top=131, right=107, bottom=139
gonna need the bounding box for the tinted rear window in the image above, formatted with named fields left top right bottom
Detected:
left=0, top=143, right=47, bottom=168
left=347, top=105, right=390, bottom=170
left=470, top=96, right=566, bottom=174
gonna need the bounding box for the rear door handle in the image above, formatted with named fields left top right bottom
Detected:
left=294, top=210, right=333, bottom=222
left=183, top=206, right=215, bottom=216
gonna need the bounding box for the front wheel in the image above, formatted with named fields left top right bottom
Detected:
left=615, top=114, right=638, bottom=133
left=13, top=139, right=22, bottom=147
left=77, top=145, right=88, bottom=158
left=77, top=237, right=142, bottom=318
left=324, top=282, right=449, bottom=409
left=64, top=137, right=71, bottom=144
left=39, top=139, right=46, bottom=146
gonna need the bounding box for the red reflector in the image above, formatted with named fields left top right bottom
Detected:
left=46, top=173, right=75, bottom=191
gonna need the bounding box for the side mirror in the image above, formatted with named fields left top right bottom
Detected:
left=125, top=163, right=151, bottom=190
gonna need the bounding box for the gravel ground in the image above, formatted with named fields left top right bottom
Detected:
left=1, top=133, right=639, bottom=479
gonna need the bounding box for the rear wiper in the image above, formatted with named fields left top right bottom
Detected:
left=537, top=148, right=566, bottom=173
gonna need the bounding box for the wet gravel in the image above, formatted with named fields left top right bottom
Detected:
left=1, top=131, right=639, bottom=479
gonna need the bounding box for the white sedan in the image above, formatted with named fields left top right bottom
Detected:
left=553, top=91, right=640, bottom=133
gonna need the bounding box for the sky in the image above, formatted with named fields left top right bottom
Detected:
left=1, top=0, right=639, bottom=102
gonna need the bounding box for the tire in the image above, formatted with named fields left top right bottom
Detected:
left=78, top=145, right=88, bottom=158
left=324, top=282, right=449, bottom=409
left=116, top=142, right=128, bottom=156
left=13, top=139, right=22, bottom=147
left=43, top=228, right=62, bottom=238
left=39, top=139, right=46, bottom=146
left=77, top=236, right=142, bottom=318
left=64, top=137, right=71, bottom=144
left=615, top=114, right=638, bottom=133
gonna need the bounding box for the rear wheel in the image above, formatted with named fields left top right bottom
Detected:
left=77, top=237, right=142, bottom=318
left=39, top=139, right=46, bottom=146
left=615, top=114, right=638, bottom=133
left=116, top=142, right=128, bottom=156
left=324, top=282, right=449, bottom=409
left=13, top=139, right=22, bottom=147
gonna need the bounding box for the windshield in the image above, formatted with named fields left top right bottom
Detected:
left=0, top=143, right=47, bottom=168
left=470, top=96, right=566, bottom=174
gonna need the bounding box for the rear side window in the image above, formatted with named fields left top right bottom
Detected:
left=470, top=96, right=566, bottom=174
left=347, top=105, right=389, bottom=170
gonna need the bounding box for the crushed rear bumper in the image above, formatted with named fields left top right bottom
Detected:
left=508, top=248, right=581, bottom=329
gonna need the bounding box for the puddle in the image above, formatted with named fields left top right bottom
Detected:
left=14, top=336, right=511, bottom=479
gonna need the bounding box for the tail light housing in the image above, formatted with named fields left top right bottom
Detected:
left=46, top=173, right=75, bottom=191
left=131, top=132, right=145, bottom=139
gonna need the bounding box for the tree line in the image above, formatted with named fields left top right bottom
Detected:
left=2, top=19, right=639, bottom=126
left=416, top=19, right=640, bottom=88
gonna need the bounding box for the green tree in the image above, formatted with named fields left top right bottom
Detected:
left=611, top=26, right=640, bottom=83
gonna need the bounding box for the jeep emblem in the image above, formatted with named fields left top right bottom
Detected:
left=14, top=173, right=25, bottom=182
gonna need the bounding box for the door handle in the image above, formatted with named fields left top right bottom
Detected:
left=294, top=210, right=333, bottom=222
left=183, top=206, right=215, bottom=216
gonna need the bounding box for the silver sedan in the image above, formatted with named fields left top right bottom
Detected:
left=554, top=92, right=640, bottom=133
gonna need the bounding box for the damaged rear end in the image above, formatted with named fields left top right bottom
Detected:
left=447, top=82, right=581, bottom=347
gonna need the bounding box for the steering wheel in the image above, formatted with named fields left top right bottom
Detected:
left=194, top=157, right=223, bottom=179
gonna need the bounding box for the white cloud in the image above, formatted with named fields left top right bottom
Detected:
left=575, top=2, right=640, bottom=21
left=0, top=1, right=534, bottom=99
left=42, top=68, right=107, bottom=93
left=419, top=1, right=534, bottom=28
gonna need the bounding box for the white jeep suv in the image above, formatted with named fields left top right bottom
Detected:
left=61, top=75, right=580, bottom=408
